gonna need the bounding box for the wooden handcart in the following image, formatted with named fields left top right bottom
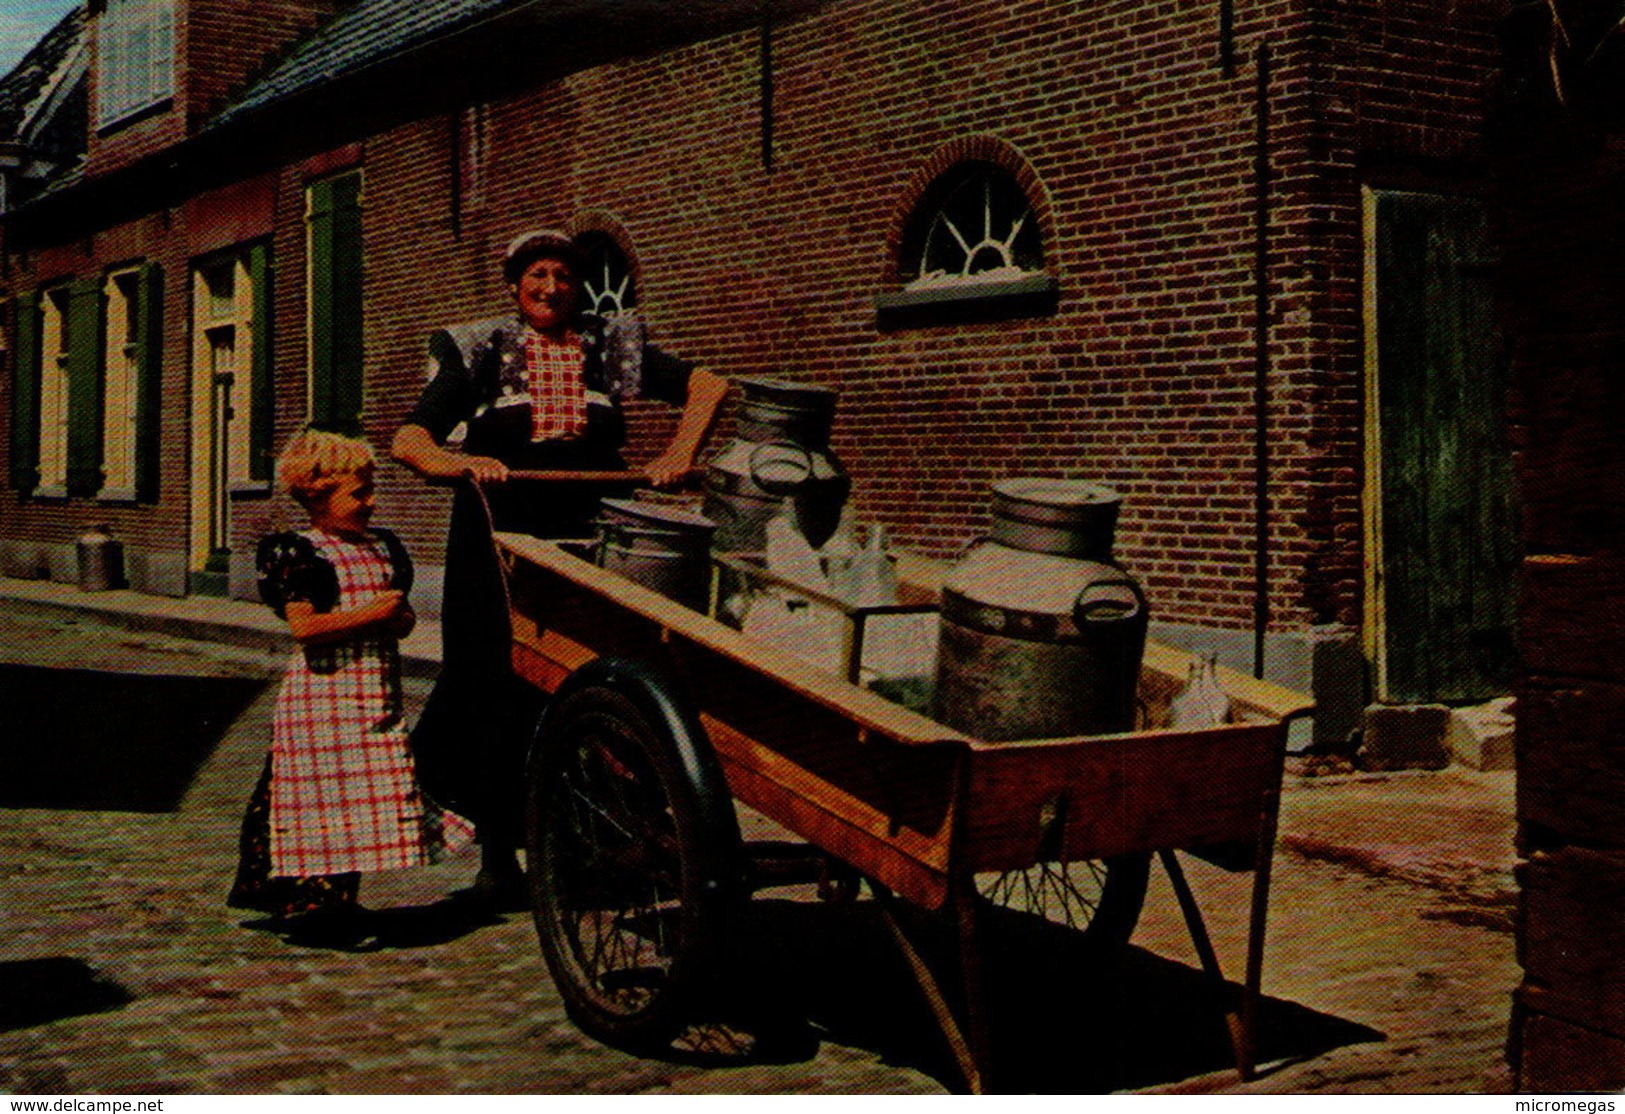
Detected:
left=497, top=531, right=1313, bottom=1092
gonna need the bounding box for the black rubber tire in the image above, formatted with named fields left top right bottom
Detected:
left=525, top=658, right=741, bottom=1052
left=976, top=852, right=1151, bottom=946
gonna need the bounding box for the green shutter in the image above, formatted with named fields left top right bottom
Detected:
left=248, top=244, right=274, bottom=482
left=10, top=291, right=41, bottom=492
left=65, top=276, right=104, bottom=497
left=307, top=173, right=363, bottom=434
left=133, top=262, right=164, bottom=502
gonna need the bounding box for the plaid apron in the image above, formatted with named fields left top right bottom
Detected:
left=268, top=530, right=473, bottom=877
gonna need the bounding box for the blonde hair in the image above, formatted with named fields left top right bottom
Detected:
left=278, top=429, right=376, bottom=508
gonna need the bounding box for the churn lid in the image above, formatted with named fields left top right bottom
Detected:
left=989, top=478, right=1121, bottom=558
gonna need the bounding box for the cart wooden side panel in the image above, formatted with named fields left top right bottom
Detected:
left=954, top=725, right=1286, bottom=874
left=500, top=533, right=966, bottom=909
left=498, top=534, right=1312, bottom=908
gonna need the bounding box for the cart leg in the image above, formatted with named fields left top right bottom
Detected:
left=1240, top=806, right=1280, bottom=1081
left=871, top=882, right=986, bottom=1094
left=951, top=869, right=992, bottom=1089
left=1158, top=849, right=1253, bottom=1080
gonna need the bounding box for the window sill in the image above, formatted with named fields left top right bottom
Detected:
left=97, top=487, right=140, bottom=505
left=96, top=97, right=175, bottom=138
left=31, top=483, right=69, bottom=503
left=874, top=274, right=1060, bottom=330
left=230, top=480, right=273, bottom=500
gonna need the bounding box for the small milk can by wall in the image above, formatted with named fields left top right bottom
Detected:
left=933, top=479, right=1149, bottom=742
left=76, top=524, right=124, bottom=592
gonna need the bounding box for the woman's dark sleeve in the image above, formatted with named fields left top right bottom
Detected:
left=404, top=331, right=476, bottom=443
left=639, top=344, right=697, bottom=407
left=256, top=533, right=340, bottom=618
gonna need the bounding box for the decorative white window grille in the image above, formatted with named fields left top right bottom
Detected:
left=905, top=163, right=1045, bottom=291
left=97, top=0, right=175, bottom=128
left=576, top=232, right=637, bottom=317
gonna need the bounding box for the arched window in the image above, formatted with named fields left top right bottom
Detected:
left=575, top=231, right=637, bottom=317
left=879, top=158, right=1058, bottom=327
left=908, top=162, right=1044, bottom=288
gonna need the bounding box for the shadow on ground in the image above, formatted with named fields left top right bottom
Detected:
left=649, top=897, right=1383, bottom=1093
left=0, top=663, right=266, bottom=811
left=0, top=958, right=133, bottom=1032
left=240, top=898, right=506, bottom=953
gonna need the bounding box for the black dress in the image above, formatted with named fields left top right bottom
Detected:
left=405, top=313, right=694, bottom=846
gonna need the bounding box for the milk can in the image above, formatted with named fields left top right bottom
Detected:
left=594, top=498, right=716, bottom=611
left=933, top=479, right=1148, bottom=742
left=702, top=376, right=851, bottom=552
left=76, top=524, right=124, bottom=592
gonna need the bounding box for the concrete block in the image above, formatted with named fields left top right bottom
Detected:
left=1357, top=703, right=1451, bottom=771
left=43, top=544, right=76, bottom=585
left=1448, top=696, right=1515, bottom=771
left=1310, top=624, right=1366, bottom=748
left=124, top=550, right=189, bottom=598
left=0, top=539, right=48, bottom=579
left=229, top=548, right=259, bottom=603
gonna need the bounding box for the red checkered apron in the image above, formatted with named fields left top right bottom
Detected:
left=268, top=530, right=473, bottom=877
left=524, top=327, right=589, bottom=441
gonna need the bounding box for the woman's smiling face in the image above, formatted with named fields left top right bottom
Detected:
left=511, top=255, right=580, bottom=334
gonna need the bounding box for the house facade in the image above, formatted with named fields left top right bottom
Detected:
left=0, top=0, right=1513, bottom=733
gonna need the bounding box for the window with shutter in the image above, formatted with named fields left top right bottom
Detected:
left=65, top=277, right=105, bottom=498
left=36, top=286, right=72, bottom=496
left=97, top=0, right=176, bottom=129
left=101, top=267, right=142, bottom=499
left=306, top=173, right=363, bottom=434
left=9, top=291, right=40, bottom=493
left=134, top=262, right=164, bottom=502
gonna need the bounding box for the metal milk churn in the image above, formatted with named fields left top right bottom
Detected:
left=933, top=479, right=1149, bottom=742
left=702, top=376, right=851, bottom=551
left=593, top=498, right=716, bottom=611
left=76, top=524, right=124, bottom=592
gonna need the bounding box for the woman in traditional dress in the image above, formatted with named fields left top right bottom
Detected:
left=392, top=229, right=728, bottom=906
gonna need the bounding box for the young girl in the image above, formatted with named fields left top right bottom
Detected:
left=229, top=430, right=472, bottom=938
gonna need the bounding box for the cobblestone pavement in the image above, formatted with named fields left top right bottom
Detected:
left=0, top=603, right=1519, bottom=1094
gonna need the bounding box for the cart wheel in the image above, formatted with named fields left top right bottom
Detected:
left=526, top=657, right=742, bottom=1052
left=976, top=853, right=1150, bottom=946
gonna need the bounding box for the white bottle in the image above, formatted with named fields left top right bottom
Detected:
left=1168, top=651, right=1231, bottom=729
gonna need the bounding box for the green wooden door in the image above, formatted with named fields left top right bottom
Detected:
left=1373, top=190, right=1518, bottom=704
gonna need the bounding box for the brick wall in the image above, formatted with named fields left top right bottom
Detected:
left=86, top=0, right=338, bottom=177
left=184, top=0, right=339, bottom=125
left=0, top=210, right=194, bottom=587
left=5, top=0, right=1508, bottom=643
left=272, top=0, right=1502, bottom=638
left=83, top=2, right=188, bottom=178
left=1494, top=19, right=1625, bottom=1085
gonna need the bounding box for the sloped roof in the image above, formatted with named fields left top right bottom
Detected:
left=209, top=0, right=517, bottom=129
left=0, top=5, right=86, bottom=141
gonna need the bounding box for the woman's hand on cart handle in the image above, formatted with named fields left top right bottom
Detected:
left=642, top=451, right=706, bottom=489
left=458, top=455, right=510, bottom=484
left=391, top=424, right=509, bottom=486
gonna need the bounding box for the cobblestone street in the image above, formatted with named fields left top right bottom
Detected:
left=0, top=601, right=1519, bottom=1094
